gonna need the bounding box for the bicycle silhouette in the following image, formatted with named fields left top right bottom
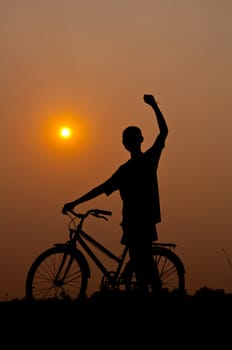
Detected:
left=25, top=208, right=185, bottom=301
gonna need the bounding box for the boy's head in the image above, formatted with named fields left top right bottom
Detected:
left=122, top=126, right=144, bottom=151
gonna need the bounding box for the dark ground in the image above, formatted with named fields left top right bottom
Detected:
left=1, top=288, right=231, bottom=346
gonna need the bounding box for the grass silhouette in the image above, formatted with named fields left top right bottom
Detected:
left=1, top=286, right=231, bottom=306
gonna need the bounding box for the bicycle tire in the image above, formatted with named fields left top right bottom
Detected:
left=152, top=246, right=185, bottom=292
left=123, top=246, right=185, bottom=293
left=25, top=246, right=89, bottom=301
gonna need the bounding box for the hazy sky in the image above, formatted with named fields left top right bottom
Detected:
left=1, top=0, right=232, bottom=300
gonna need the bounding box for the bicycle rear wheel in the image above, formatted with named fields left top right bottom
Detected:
left=124, top=246, right=185, bottom=293
left=152, top=246, right=185, bottom=292
left=25, top=246, right=88, bottom=301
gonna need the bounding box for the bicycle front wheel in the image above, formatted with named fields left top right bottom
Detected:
left=25, top=246, right=88, bottom=301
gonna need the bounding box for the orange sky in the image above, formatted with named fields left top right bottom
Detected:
left=1, top=0, right=232, bottom=300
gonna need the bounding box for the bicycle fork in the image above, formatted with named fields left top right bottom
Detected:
left=54, top=251, right=74, bottom=287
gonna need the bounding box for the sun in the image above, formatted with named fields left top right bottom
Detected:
left=41, top=111, right=90, bottom=154
left=59, top=126, right=72, bottom=139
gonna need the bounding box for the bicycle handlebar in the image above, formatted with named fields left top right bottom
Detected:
left=69, top=208, right=112, bottom=218
left=91, top=209, right=112, bottom=217
left=66, top=209, right=112, bottom=239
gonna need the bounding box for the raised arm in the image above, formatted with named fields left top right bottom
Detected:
left=143, top=94, right=168, bottom=137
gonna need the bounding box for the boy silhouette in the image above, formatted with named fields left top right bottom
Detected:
left=62, top=94, right=168, bottom=296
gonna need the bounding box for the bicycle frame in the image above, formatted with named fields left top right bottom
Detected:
left=75, top=229, right=129, bottom=279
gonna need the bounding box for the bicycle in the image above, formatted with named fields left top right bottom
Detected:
left=25, top=208, right=185, bottom=302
